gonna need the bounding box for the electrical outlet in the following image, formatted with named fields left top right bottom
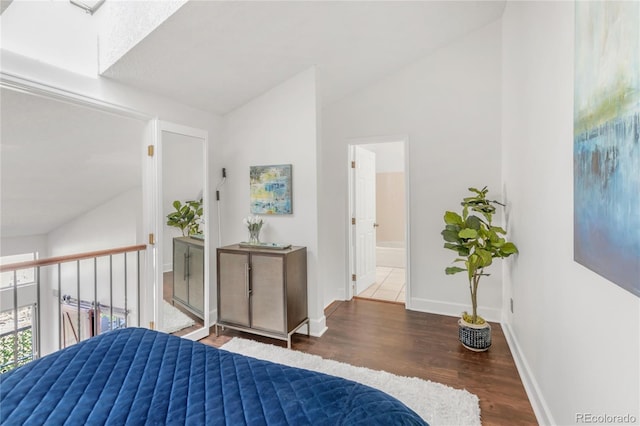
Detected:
left=510, top=298, right=514, bottom=313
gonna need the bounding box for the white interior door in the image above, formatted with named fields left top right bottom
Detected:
left=353, top=145, right=377, bottom=295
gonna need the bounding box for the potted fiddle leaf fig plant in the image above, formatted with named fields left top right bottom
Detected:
left=167, top=199, right=203, bottom=237
left=441, top=186, right=518, bottom=351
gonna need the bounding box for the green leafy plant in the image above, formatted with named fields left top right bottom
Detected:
left=166, top=199, right=203, bottom=236
left=441, top=187, right=518, bottom=325
left=0, top=328, right=33, bottom=373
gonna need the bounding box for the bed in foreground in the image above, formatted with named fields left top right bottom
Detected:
left=0, top=328, right=426, bottom=425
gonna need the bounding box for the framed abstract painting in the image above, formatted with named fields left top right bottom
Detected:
left=250, top=164, right=292, bottom=215
left=574, top=1, right=640, bottom=297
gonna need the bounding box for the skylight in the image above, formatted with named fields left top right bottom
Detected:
left=0, top=0, right=102, bottom=77
left=69, top=0, right=105, bottom=15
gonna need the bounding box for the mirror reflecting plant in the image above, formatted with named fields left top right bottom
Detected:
left=167, top=199, right=203, bottom=236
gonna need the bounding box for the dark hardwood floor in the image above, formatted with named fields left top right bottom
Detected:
left=200, top=298, right=537, bottom=426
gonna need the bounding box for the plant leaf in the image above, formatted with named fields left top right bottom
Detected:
left=441, top=230, right=461, bottom=242
left=458, top=228, right=478, bottom=239
left=444, top=211, right=463, bottom=225
left=445, top=266, right=466, bottom=275
left=476, top=249, right=493, bottom=266
left=466, top=215, right=482, bottom=230
left=491, top=226, right=506, bottom=234
left=501, top=242, right=519, bottom=254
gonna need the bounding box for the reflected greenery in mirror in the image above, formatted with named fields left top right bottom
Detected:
left=167, top=199, right=203, bottom=236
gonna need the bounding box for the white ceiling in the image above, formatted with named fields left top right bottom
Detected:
left=0, top=0, right=13, bottom=15
left=0, top=88, right=146, bottom=238
left=103, top=1, right=506, bottom=115
left=0, top=1, right=506, bottom=239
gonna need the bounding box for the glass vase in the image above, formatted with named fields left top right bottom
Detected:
left=249, top=227, right=261, bottom=244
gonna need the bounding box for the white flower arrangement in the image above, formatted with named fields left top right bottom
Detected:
left=243, top=215, right=264, bottom=232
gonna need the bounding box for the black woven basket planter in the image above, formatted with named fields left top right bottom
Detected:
left=458, top=319, right=491, bottom=352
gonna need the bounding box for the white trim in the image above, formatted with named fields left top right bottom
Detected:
left=144, top=120, right=159, bottom=331
left=154, top=120, right=210, bottom=340
left=408, top=297, right=502, bottom=323
left=0, top=71, right=151, bottom=121
left=347, top=145, right=356, bottom=300
left=502, top=322, right=554, bottom=426
left=403, top=139, right=412, bottom=309
left=346, top=136, right=411, bottom=307
left=307, top=315, right=328, bottom=337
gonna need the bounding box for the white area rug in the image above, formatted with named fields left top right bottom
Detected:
left=162, top=300, right=195, bottom=334
left=221, top=337, right=481, bottom=426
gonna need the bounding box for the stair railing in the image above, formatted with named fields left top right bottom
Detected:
left=0, top=244, right=146, bottom=372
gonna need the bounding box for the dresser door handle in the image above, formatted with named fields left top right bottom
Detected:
left=184, top=252, right=189, bottom=281
left=244, top=263, right=250, bottom=299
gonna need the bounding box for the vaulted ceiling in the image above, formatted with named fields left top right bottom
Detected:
left=0, top=1, right=506, bottom=239
left=103, top=1, right=506, bottom=115
left=0, top=88, right=145, bottom=238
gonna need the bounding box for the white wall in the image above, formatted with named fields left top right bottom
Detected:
left=48, top=187, right=141, bottom=257
left=501, top=2, right=640, bottom=425
left=320, top=20, right=503, bottom=319
left=0, top=235, right=47, bottom=259
left=221, top=68, right=324, bottom=335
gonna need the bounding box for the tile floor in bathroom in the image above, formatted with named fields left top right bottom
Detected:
left=357, top=266, right=405, bottom=303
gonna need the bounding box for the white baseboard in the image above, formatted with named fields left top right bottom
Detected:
left=408, top=297, right=502, bottom=323
left=305, top=315, right=327, bottom=337
left=501, top=321, right=554, bottom=426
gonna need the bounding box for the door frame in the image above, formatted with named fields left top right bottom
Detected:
left=346, top=135, right=412, bottom=308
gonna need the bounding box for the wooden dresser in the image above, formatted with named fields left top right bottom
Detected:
left=172, top=237, right=204, bottom=319
left=216, top=244, right=308, bottom=348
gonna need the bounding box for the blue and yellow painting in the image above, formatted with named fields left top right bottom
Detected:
left=250, top=164, right=292, bottom=214
left=574, top=2, right=640, bottom=297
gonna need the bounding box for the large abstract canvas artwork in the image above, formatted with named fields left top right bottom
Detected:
left=574, top=2, right=640, bottom=297
left=250, top=164, right=292, bottom=214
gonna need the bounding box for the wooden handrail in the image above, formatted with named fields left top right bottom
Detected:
left=0, top=244, right=147, bottom=273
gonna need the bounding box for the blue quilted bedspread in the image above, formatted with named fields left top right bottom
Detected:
left=1, top=328, right=427, bottom=425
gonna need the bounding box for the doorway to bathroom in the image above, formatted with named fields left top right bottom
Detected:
left=348, top=139, right=408, bottom=304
